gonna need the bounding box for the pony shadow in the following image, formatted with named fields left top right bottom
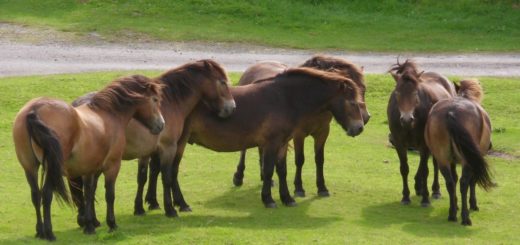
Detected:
left=176, top=185, right=343, bottom=230
left=358, top=199, right=476, bottom=238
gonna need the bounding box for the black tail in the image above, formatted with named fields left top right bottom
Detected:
left=446, top=112, right=495, bottom=191
left=26, top=110, right=70, bottom=204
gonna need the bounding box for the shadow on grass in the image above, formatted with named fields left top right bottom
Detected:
left=358, top=197, right=477, bottom=238
left=0, top=185, right=340, bottom=244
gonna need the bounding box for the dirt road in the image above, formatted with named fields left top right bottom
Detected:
left=1, top=23, right=519, bottom=77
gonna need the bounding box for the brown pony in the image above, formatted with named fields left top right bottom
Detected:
left=70, top=60, right=235, bottom=219
left=232, top=55, right=370, bottom=198
left=387, top=59, right=456, bottom=207
left=13, top=75, right=165, bottom=240
left=163, top=67, right=364, bottom=209
left=425, top=79, right=494, bottom=225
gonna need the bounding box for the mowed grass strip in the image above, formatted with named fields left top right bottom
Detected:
left=0, top=71, right=519, bottom=244
left=0, top=0, right=519, bottom=52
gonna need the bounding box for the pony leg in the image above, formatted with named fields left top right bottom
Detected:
left=134, top=156, right=150, bottom=215
left=276, top=146, right=296, bottom=206
left=431, top=158, right=442, bottom=199
left=460, top=165, right=472, bottom=226
left=82, top=174, right=97, bottom=234
left=440, top=166, right=457, bottom=222
left=160, top=162, right=177, bottom=217
left=418, top=148, right=431, bottom=207
left=41, top=177, right=55, bottom=241
left=261, top=147, right=278, bottom=208
left=91, top=174, right=101, bottom=228
left=171, top=141, right=191, bottom=212
left=469, top=179, right=479, bottom=211
left=451, top=163, right=459, bottom=210
left=104, top=167, right=120, bottom=232
left=25, top=171, right=44, bottom=239
left=69, top=177, right=86, bottom=227
left=396, top=145, right=411, bottom=205
left=293, top=137, right=306, bottom=197
left=233, top=150, right=247, bottom=187
left=145, top=153, right=161, bottom=210
left=314, top=127, right=330, bottom=197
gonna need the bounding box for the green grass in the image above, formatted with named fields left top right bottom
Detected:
left=0, top=71, right=519, bottom=244
left=0, top=0, right=519, bottom=52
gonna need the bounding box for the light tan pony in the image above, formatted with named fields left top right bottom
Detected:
left=425, top=79, right=495, bottom=226
left=13, top=75, right=165, bottom=240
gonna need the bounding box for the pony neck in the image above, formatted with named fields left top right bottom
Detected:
left=276, top=77, right=338, bottom=119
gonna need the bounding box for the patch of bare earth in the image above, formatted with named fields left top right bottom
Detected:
left=488, top=150, right=518, bottom=161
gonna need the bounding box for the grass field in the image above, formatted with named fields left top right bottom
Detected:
left=0, top=0, right=519, bottom=52
left=0, top=71, right=519, bottom=244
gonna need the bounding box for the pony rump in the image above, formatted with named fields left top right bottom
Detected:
left=26, top=110, right=70, bottom=204
left=446, top=112, right=495, bottom=191
left=281, top=67, right=361, bottom=102
left=457, top=79, right=483, bottom=104
left=89, top=75, right=163, bottom=112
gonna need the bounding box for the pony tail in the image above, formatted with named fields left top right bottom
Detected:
left=446, top=112, right=495, bottom=191
left=26, top=110, right=71, bottom=204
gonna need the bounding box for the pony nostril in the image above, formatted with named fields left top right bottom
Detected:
left=358, top=126, right=364, bottom=134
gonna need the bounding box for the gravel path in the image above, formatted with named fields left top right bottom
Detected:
left=1, top=23, right=519, bottom=77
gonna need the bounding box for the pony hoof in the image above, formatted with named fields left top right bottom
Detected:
left=294, top=190, right=306, bottom=197
left=179, top=206, right=192, bottom=212
left=318, top=191, right=330, bottom=197
left=83, top=227, right=96, bottom=235
left=233, top=175, right=244, bottom=187
left=45, top=233, right=56, bottom=241
left=134, top=208, right=146, bottom=216
left=264, top=202, right=277, bottom=208
left=432, top=193, right=442, bottom=199
left=35, top=231, right=45, bottom=239
left=470, top=206, right=479, bottom=211
left=165, top=210, right=178, bottom=218
left=148, top=203, right=160, bottom=210
left=448, top=216, right=457, bottom=222
left=400, top=199, right=411, bottom=205
left=421, top=202, right=431, bottom=208
left=108, top=225, right=118, bottom=232
left=284, top=201, right=297, bottom=207
left=461, top=219, right=472, bottom=226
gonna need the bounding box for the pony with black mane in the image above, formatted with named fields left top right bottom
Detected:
left=70, top=60, right=235, bottom=220
left=144, top=66, right=365, bottom=209
left=387, top=59, right=456, bottom=207
left=425, top=79, right=495, bottom=225
left=231, top=55, right=369, bottom=198
left=13, top=75, right=165, bottom=240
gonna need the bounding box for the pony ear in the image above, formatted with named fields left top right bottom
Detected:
left=418, top=71, right=425, bottom=77
left=390, top=72, right=399, bottom=82
left=360, top=66, right=365, bottom=73
left=454, top=82, right=461, bottom=93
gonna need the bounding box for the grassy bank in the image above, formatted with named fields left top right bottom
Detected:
left=0, top=0, right=519, bottom=52
left=0, top=71, right=519, bottom=244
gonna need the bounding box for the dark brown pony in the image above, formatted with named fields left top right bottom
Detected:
left=13, top=75, right=164, bottom=240
left=232, top=55, right=370, bottom=198
left=70, top=60, right=235, bottom=219
left=425, top=79, right=494, bottom=225
left=165, top=67, right=364, bottom=208
left=387, top=59, right=456, bottom=206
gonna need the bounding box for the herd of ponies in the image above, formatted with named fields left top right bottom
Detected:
left=12, top=55, right=495, bottom=241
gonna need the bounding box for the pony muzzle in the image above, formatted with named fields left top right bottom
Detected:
left=149, top=114, right=165, bottom=135
left=218, top=99, right=236, bottom=118
left=400, top=113, right=415, bottom=128
left=347, top=121, right=364, bottom=137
